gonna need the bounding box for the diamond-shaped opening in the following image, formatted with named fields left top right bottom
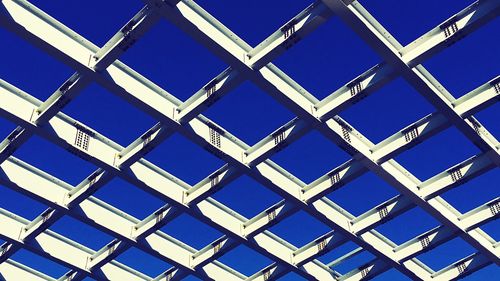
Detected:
left=202, top=81, right=295, bottom=145
left=268, top=210, right=330, bottom=247
left=423, top=19, right=500, bottom=98
left=49, top=216, right=113, bottom=250
left=62, top=83, right=157, bottom=146
left=115, top=247, right=172, bottom=278
left=395, top=127, right=480, bottom=181
left=93, top=177, right=166, bottom=220
left=218, top=245, right=272, bottom=276
left=119, top=20, right=227, bottom=102
left=211, top=175, right=282, bottom=219
left=474, top=103, right=500, bottom=141
left=29, top=0, right=143, bottom=46
left=0, top=186, right=46, bottom=220
left=442, top=168, right=499, bottom=213
left=481, top=220, right=499, bottom=242
left=371, top=268, right=410, bottom=281
left=274, top=16, right=380, bottom=100
left=340, top=77, right=435, bottom=143
left=10, top=249, right=69, bottom=278
left=196, top=0, right=311, bottom=46
left=375, top=207, right=440, bottom=245
left=145, top=133, right=224, bottom=185
left=0, top=118, right=16, bottom=140
left=327, top=171, right=399, bottom=216
left=271, top=130, right=350, bottom=183
left=416, top=237, right=474, bottom=272
left=361, top=0, right=473, bottom=45
left=0, top=28, right=73, bottom=101
left=160, top=213, right=222, bottom=250
left=12, top=135, right=97, bottom=186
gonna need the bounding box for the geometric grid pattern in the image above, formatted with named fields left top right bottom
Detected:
left=0, top=0, right=498, bottom=280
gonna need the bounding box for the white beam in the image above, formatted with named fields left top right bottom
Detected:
left=0, top=62, right=337, bottom=281
left=431, top=253, right=492, bottom=281
left=0, top=259, right=57, bottom=281
left=320, top=0, right=499, bottom=264
left=340, top=259, right=390, bottom=281
left=0, top=208, right=150, bottom=280
left=0, top=156, right=245, bottom=281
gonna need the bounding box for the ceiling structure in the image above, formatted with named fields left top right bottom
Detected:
left=0, top=0, right=498, bottom=280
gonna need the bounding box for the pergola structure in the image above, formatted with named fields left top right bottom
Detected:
left=0, top=0, right=498, bottom=280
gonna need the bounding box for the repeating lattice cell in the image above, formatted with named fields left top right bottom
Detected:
left=0, top=0, right=498, bottom=280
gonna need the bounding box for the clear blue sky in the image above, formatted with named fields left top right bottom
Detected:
left=0, top=0, right=498, bottom=280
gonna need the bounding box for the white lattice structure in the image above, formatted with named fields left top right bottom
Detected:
left=0, top=0, right=498, bottom=280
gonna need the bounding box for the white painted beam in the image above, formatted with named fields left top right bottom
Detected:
left=321, top=0, right=500, bottom=158
left=0, top=156, right=245, bottom=281
left=0, top=259, right=58, bottom=281
left=0, top=73, right=337, bottom=280
left=431, top=253, right=492, bottom=280
left=130, top=4, right=499, bottom=274
left=0, top=208, right=149, bottom=280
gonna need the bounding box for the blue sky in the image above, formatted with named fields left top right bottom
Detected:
left=0, top=0, right=498, bottom=280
